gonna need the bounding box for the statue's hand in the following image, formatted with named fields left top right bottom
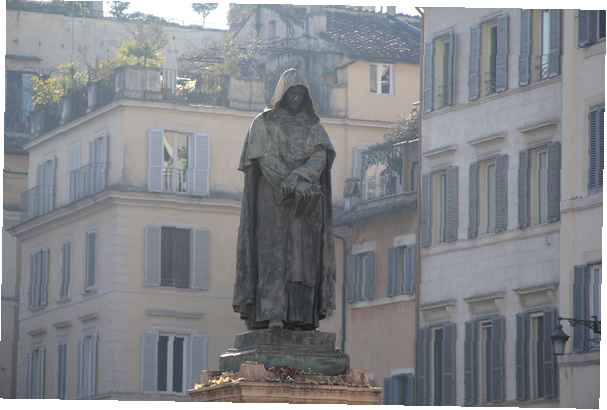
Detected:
left=281, top=173, right=299, bottom=198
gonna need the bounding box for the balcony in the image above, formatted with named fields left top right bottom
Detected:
left=69, top=162, right=108, bottom=203
left=161, top=166, right=189, bottom=194
left=21, top=184, right=55, bottom=221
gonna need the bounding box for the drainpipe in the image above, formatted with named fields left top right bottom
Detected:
left=414, top=6, right=425, bottom=388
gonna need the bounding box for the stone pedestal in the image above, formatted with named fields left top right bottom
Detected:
left=219, top=328, right=349, bottom=376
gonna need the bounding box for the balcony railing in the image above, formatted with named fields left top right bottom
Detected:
left=21, top=184, right=55, bottom=221
left=69, top=162, right=108, bottom=203
left=161, top=166, right=189, bottom=194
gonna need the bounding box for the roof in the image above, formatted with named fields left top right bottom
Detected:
left=319, top=11, right=420, bottom=64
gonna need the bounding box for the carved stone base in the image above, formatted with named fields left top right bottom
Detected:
left=218, top=328, right=349, bottom=376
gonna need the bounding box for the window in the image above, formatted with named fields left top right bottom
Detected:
left=157, top=334, right=187, bottom=393
left=482, top=21, right=499, bottom=95
left=416, top=323, right=456, bottom=405
left=478, top=321, right=492, bottom=403
left=477, top=160, right=499, bottom=234
left=432, top=172, right=447, bottom=244
left=422, top=167, right=459, bottom=247
left=383, top=373, right=415, bottom=404
left=579, top=10, right=606, bottom=47
left=423, top=32, right=454, bottom=112
left=387, top=245, right=415, bottom=296
left=369, top=64, right=393, bottom=95
left=573, top=263, right=602, bottom=352
left=57, top=342, right=67, bottom=399
left=349, top=251, right=375, bottom=303
left=59, top=241, right=71, bottom=301
left=5, top=71, right=34, bottom=133
left=161, top=227, right=191, bottom=288
left=85, top=230, right=96, bottom=290
left=410, top=161, right=419, bottom=192
left=77, top=333, right=97, bottom=399
left=531, top=148, right=549, bottom=225
left=163, top=131, right=189, bottom=193
left=588, top=106, right=604, bottom=191
left=29, top=249, right=49, bottom=309
left=431, top=327, right=444, bottom=405
left=29, top=158, right=57, bottom=218
left=27, top=346, right=46, bottom=398
left=519, top=10, right=561, bottom=86
left=469, top=15, right=508, bottom=100
left=89, top=135, right=108, bottom=194
left=529, top=314, right=545, bottom=399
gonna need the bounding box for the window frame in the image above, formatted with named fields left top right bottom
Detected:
left=432, top=33, right=454, bottom=109
left=578, top=10, right=606, bottom=48
left=160, top=226, right=192, bottom=289
left=369, top=63, right=394, bottom=96
left=432, top=171, right=448, bottom=245
left=588, top=105, right=605, bottom=192
left=529, top=146, right=549, bottom=226
left=528, top=312, right=546, bottom=400
left=430, top=326, right=444, bottom=405
left=478, top=320, right=493, bottom=404
left=84, top=228, right=97, bottom=292
left=156, top=333, right=189, bottom=394
left=57, top=340, right=68, bottom=399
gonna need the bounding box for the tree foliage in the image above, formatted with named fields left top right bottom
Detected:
left=192, top=3, right=218, bottom=27
left=32, top=62, right=89, bottom=108
left=110, top=1, right=130, bottom=19
left=117, top=22, right=168, bottom=68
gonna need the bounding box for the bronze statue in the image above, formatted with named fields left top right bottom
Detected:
left=233, top=68, right=336, bottom=331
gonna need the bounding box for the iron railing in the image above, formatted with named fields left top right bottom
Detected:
left=69, top=162, right=108, bottom=203
left=161, top=166, right=189, bottom=194
left=21, top=184, right=55, bottom=220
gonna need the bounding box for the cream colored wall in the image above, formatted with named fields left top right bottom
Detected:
left=6, top=10, right=225, bottom=72
left=4, top=153, right=28, bottom=210
left=346, top=61, right=420, bottom=122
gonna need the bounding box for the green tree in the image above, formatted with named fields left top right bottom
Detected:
left=117, top=22, right=168, bottom=68
left=192, top=3, right=218, bottom=27
left=110, top=1, right=130, bottom=19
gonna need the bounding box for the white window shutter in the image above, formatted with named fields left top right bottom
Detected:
left=191, top=229, right=210, bottom=290
left=192, top=133, right=210, bottom=196
left=144, top=226, right=162, bottom=286
left=148, top=129, right=164, bottom=192
left=141, top=331, right=159, bottom=392
left=189, top=335, right=208, bottom=390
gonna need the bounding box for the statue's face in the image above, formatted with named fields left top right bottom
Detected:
left=283, top=86, right=307, bottom=114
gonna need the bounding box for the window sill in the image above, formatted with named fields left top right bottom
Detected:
left=350, top=293, right=415, bottom=309
left=82, top=288, right=97, bottom=296
left=56, top=298, right=71, bottom=305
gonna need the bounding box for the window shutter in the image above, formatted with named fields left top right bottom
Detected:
left=24, top=352, right=32, bottom=398
left=144, top=226, right=162, bottom=287
left=515, top=312, right=529, bottom=401
left=76, top=337, right=83, bottom=399
left=147, top=129, right=164, bottom=192
left=469, top=26, right=482, bottom=101
left=354, top=255, right=363, bottom=302
left=442, top=322, right=457, bottom=405
left=446, top=31, right=456, bottom=106
left=28, top=253, right=34, bottom=308
left=464, top=320, right=478, bottom=405
left=491, top=316, right=506, bottom=402
left=90, top=333, right=98, bottom=398
left=519, top=10, right=533, bottom=86
left=578, top=10, right=591, bottom=47
left=404, top=374, right=415, bottom=405
left=387, top=247, right=397, bottom=297
left=421, top=174, right=433, bottom=247
left=369, top=64, right=378, bottom=94
left=495, top=15, right=509, bottom=93
left=191, top=229, right=210, bottom=290
left=141, top=331, right=158, bottom=392
left=589, top=107, right=604, bottom=190
left=415, top=327, right=430, bottom=405
left=69, top=143, right=81, bottom=202
left=547, top=142, right=561, bottom=223
left=468, top=161, right=480, bottom=239
left=573, top=265, right=591, bottom=352
left=423, top=42, right=434, bottom=112
left=41, top=347, right=46, bottom=398
left=542, top=309, right=558, bottom=399
left=495, top=154, right=509, bottom=233
left=189, top=335, right=209, bottom=390
left=191, top=133, right=210, bottom=196
left=405, top=246, right=415, bottom=295
left=383, top=377, right=394, bottom=404
left=96, top=133, right=109, bottom=191
left=40, top=249, right=49, bottom=306
left=445, top=166, right=459, bottom=242
left=547, top=10, right=562, bottom=78
left=46, top=158, right=57, bottom=213
left=85, top=232, right=96, bottom=289
left=63, top=242, right=71, bottom=299
left=366, top=252, right=376, bottom=300
left=346, top=254, right=354, bottom=303
left=518, top=150, right=530, bottom=229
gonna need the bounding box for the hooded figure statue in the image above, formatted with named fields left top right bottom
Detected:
left=233, top=68, right=336, bottom=331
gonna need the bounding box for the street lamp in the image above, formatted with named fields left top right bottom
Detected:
left=551, top=316, right=601, bottom=356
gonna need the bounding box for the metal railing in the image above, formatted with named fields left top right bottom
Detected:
left=21, top=184, right=55, bottom=220
left=69, top=162, right=108, bottom=203
left=161, top=166, right=189, bottom=194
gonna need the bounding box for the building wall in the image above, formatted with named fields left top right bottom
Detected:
left=4, top=153, right=28, bottom=210
left=421, top=7, right=562, bottom=405
left=557, top=10, right=604, bottom=409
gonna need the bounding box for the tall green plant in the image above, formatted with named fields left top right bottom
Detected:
left=32, top=62, right=89, bottom=108
left=117, top=21, right=168, bottom=68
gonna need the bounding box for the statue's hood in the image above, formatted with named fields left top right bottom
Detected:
left=269, top=68, right=319, bottom=121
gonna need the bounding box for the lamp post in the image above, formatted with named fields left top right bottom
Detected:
left=551, top=316, right=601, bottom=356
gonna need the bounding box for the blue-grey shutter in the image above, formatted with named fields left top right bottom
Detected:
left=415, top=327, right=430, bottom=405
left=547, top=10, right=562, bottom=78
left=48, top=157, right=57, bottom=212
left=495, top=15, right=509, bottom=93
left=76, top=337, right=83, bottom=399
left=578, top=10, right=591, bottom=47
left=442, top=322, right=457, bottom=405
left=144, top=226, right=162, bottom=287
left=366, top=252, right=376, bottom=300
left=25, top=352, right=32, bottom=398
left=492, top=316, right=506, bottom=402
left=519, top=10, right=533, bottom=86
left=469, top=26, right=482, bottom=101
left=369, top=64, right=377, bottom=93
left=543, top=309, right=558, bottom=399
left=40, top=249, right=49, bottom=306
left=464, top=320, right=478, bottom=405
left=191, top=229, right=210, bottom=290
left=346, top=254, right=354, bottom=303
left=387, top=247, right=397, bottom=297
left=189, top=335, right=208, bottom=390
left=147, top=129, right=164, bottom=192
left=421, top=174, right=433, bottom=247
left=354, top=255, right=363, bottom=302
left=28, top=253, right=34, bottom=308
left=63, top=242, right=71, bottom=299
left=141, top=331, right=158, bottom=392
left=404, top=374, right=415, bottom=405
left=495, top=154, right=509, bottom=233
left=90, top=333, right=98, bottom=398
left=446, top=31, right=455, bottom=106
left=405, top=246, right=415, bottom=295
left=383, top=377, right=394, bottom=404
left=191, top=133, right=210, bottom=196
left=468, top=161, right=480, bottom=239
left=423, top=42, right=434, bottom=112
left=445, top=166, right=459, bottom=242
left=518, top=150, right=530, bottom=229
left=86, top=232, right=96, bottom=288
left=547, top=142, right=561, bottom=223
left=97, top=133, right=108, bottom=191
left=589, top=107, right=604, bottom=190
left=573, top=265, right=591, bottom=352
left=515, top=312, right=529, bottom=401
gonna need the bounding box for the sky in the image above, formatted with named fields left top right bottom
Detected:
left=102, top=1, right=420, bottom=30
